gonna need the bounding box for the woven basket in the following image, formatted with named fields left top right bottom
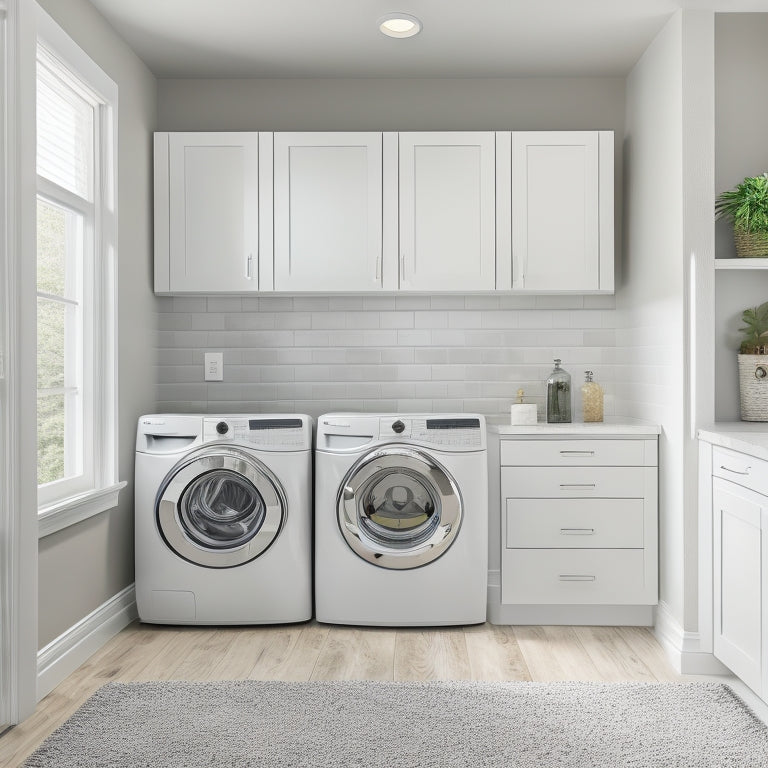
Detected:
left=734, top=228, right=768, bottom=258
left=738, top=353, right=768, bottom=421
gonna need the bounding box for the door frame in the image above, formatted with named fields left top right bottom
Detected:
left=1, top=0, right=39, bottom=726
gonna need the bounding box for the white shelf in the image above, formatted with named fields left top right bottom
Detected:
left=715, top=258, right=768, bottom=270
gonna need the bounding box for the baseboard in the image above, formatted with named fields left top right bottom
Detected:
left=37, top=583, right=137, bottom=700
left=653, top=600, right=729, bottom=675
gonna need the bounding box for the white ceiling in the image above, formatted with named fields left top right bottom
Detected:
left=88, top=0, right=768, bottom=79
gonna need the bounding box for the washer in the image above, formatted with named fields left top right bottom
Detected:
left=135, top=414, right=312, bottom=625
left=315, top=413, right=488, bottom=626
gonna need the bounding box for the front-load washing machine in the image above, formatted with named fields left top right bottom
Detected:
left=135, top=414, right=312, bottom=624
left=315, top=413, right=488, bottom=626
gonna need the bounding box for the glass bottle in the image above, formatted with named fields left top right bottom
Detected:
left=581, top=370, right=604, bottom=423
left=546, top=359, right=571, bottom=423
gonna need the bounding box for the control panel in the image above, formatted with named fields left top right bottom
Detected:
left=378, top=416, right=484, bottom=449
left=203, top=416, right=310, bottom=450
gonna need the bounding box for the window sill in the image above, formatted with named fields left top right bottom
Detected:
left=38, top=481, right=127, bottom=539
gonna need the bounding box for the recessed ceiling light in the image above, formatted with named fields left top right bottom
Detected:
left=378, top=13, right=422, bottom=38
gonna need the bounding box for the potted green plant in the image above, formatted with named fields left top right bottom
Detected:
left=716, top=173, right=768, bottom=258
left=738, top=301, right=768, bottom=421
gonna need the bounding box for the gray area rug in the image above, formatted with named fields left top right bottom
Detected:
left=23, top=680, right=768, bottom=767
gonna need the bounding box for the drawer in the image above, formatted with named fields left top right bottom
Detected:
left=505, top=498, right=644, bottom=549
left=501, top=549, right=650, bottom=605
left=713, top=446, right=768, bottom=497
left=500, top=439, right=656, bottom=467
left=502, top=466, right=654, bottom=499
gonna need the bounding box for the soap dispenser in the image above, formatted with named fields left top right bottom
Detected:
left=546, top=359, right=571, bottom=423
left=581, top=370, right=604, bottom=423
left=510, top=389, right=538, bottom=425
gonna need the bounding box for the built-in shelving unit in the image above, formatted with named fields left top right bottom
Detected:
left=715, top=258, right=768, bottom=270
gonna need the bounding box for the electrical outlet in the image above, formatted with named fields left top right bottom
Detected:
left=204, top=352, right=223, bottom=381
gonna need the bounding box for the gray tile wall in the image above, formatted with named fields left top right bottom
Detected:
left=156, top=294, right=617, bottom=419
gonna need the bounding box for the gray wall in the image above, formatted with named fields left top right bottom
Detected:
left=155, top=77, right=625, bottom=419
left=37, top=0, right=157, bottom=648
left=714, top=13, right=768, bottom=421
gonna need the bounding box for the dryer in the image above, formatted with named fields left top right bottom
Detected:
left=314, top=413, right=488, bottom=626
left=135, top=414, right=312, bottom=625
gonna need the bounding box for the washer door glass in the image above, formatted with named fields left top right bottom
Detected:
left=338, top=447, right=462, bottom=570
left=179, top=470, right=265, bottom=550
left=156, top=446, right=286, bottom=569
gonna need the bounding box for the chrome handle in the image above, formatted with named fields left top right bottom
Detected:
left=560, top=528, right=595, bottom=536
left=559, top=483, right=596, bottom=489
left=401, top=254, right=406, bottom=281
left=559, top=575, right=596, bottom=582
left=720, top=465, right=751, bottom=476
left=246, top=253, right=253, bottom=280
left=375, top=255, right=381, bottom=281
left=560, top=450, right=595, bottom=456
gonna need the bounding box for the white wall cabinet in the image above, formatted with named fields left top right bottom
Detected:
left=710, top=446, right=768, bottom=699
left=154, top=132, right=272, bottom=294
left=500, top=436, right=658, bottom=616
left=496, top=131, right=614, bottom=293
left=154, top=130, right=614, bottom=295
left=273, top=132, right=392, bottom=292
left=398, top=132, right=496, bottom=291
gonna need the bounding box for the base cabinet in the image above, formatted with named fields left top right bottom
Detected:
left=500, top=436, right=658, bottom=620
left=710, top=447, right=768, bottom=699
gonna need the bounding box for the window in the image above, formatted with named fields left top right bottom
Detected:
left=35, top=14, right=123, bottom=535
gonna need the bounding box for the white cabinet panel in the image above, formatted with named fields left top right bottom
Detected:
left=712, top=478, right=767, bottom=697
left=500, top=438, right=655, bottom=467
left=399, top=132, right=496, bottom=291
left=508, top=131, right=613, bottom=293
left=503, top=466, right=651, bottom=499
left=155, top=132, right=262, bottom=293
left=273, top=133, right=385, bottom=292
left=502, top=549, right=648, bottom=605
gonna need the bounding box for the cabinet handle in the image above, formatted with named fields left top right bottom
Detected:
left=560, top=528, right=595, bottom=535
left=560, top=450, right=595, bottom=456
left=375, top=255, right=381, bottom=281
left=559, top=575, right=596, bottom=582
left=720, top=464, right=751, bottom=476
left=246, top=253, right=253, bottom=280
left=559, top=483, right=596, bottom=489
left=401, top=254, right=406, bottom=281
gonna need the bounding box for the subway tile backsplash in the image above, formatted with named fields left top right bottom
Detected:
left=155, top=294, right=617, bottom=419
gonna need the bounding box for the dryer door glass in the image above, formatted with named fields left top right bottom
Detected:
left=338, top=447, right=462, bottom=570
left=179, top=469, right=265, bottom=549
left=358, top=468, right=441, bottom=549
left=156, top=447, right=286, bottom=569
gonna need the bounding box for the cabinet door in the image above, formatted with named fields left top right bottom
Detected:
left=163, top=133, right=260, bottom=293
left=712, top=478, right=765, bottom=696
left=510, top=131, right=613, bottom=292
left=273, top=132, right=384, bottom=292
left=399, top=132, right=496, bottom=291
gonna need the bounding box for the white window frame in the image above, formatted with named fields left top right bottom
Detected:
left=35, top=9, right=124, bottom=537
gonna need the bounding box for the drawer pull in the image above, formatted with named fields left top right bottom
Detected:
left=560, top=528, right=595, bottom=535
left=720, top=464, right=751, bottom=476
left=559, top=450, right=595, bottom=456
left=559, top=575, right=596, bottom=582
left=559, top=483, right=596, bottom=489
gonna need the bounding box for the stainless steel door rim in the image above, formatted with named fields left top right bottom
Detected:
left=156, top=445, right=286, bottom=568
left=337, top=446, right=462, bottom=569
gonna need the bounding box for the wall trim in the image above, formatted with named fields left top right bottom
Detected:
left=653, top=600, right=729, bottom=675
left=37, top=583, right=137, bottom=701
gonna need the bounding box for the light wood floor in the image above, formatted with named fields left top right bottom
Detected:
left=0, top=620, right=684, bottom=767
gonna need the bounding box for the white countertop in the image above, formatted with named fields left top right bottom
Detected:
left=698, top=422, right=768, bottom=462
left=488, top=417, right=661, bottom=436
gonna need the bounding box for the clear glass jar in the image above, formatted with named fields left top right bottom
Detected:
left=581, top=370, right=604, bottom=423
left=546, top=359, right=571, bottom=423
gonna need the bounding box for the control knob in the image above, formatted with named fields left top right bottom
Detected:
left=216, top=421, right=229, bottom=435
left=391, top=420, right=405, bottom=434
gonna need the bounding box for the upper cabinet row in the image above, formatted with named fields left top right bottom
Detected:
left=154, top=131, right=614, bottom=295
